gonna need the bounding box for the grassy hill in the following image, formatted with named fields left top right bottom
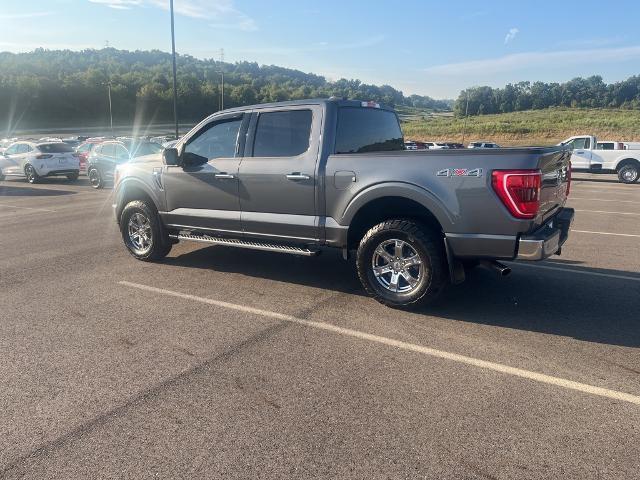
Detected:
left=402, top=108, right=640, bottom=146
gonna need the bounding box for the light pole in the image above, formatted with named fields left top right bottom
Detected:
left=102, top=81, right=114, bottom=137
left=218, top=70, right=225, bottom=111
left=170, top=0, right=179, bottom=140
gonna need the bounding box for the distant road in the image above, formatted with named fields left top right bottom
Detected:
left=8, top=122, right=197, bottom=139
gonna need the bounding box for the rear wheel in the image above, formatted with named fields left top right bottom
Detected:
left=120, top=200, right=172, bottom=261
left=88, top=167, right=103, bottom=189
left=25, top=164, right=39, bottom=184
left=356, top=219, right=448, bottom=308
left=618, top=163, right=639, bottom=184
left=66, top=172, right=79, bottom=181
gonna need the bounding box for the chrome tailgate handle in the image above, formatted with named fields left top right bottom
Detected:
left=214, top=173, right=235, bottom=179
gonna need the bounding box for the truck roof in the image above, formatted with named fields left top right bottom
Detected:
left=220, top=97, right=396, bottom=114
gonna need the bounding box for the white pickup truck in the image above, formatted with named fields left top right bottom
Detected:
left=560, top=135, right=640, bottom=183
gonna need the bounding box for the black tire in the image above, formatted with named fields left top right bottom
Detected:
left=25, top=164, right=40, bottom=184
left=88, top=167, right=103, bottom=189
left=66, top=172, right=79, bottom=181
left=0, top=170, right=5, bottom=181
left=356, top=219, right=448, bottom=308
left=119, top=200, right=172, bottom=261
left=618, top=163, right=639, bottom=184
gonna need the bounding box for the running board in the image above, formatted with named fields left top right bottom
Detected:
left=170, top=233, right=319, bottom=256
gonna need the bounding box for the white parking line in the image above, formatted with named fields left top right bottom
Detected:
left=119, top=280, right=640, bottom=406
left=569, top=197, right=637, bottom=203
left=569, top=189, right=636, bottom=195
left=573, top=229, right=640, bottom=238
left=0, top=203, right=56, bottom=212
left=574, top=209, right=640, bottom=216
left=511, top=263, right=640, bottom=282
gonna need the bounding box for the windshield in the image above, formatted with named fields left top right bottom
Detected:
left=129, top=142, right=163, bottom=158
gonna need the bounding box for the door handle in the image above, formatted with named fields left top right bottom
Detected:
left=576, top=151, right=584, bottom=154
left=214, top=173, right=235, bottom=179
left=286, top=173, right=310, bottom=181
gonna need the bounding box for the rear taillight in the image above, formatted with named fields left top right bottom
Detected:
left=36, top=154, right=52, bottom=159
left=492, top=170, right=541, bottom=219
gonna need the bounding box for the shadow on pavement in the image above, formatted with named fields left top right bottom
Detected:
left=166, top=245, right=640, bottom=348
left=0, top=178, right=100, bottom=195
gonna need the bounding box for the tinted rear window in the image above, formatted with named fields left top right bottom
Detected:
left=253, top=110, right=312, bottom=157
left=38, top=143, right=74, bottom=153
left=335, top=108, right=403, bottom=154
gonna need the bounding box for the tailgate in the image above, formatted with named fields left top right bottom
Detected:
left=537, top=148, right=571, bottom=224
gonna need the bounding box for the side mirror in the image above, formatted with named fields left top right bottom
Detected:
left=163, top=147, right=181, bottom=166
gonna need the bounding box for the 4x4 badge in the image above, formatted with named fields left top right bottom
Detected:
left=437, top=168, right=483, bottom=178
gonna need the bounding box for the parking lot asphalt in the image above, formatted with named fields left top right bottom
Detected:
left=1, top=173, right=639, bottom=479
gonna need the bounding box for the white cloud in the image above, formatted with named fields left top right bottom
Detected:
left=88, top=0, right=257, bottom=30
left=88, top=0, right=143, bottom=9
left=504, top=27, right=519, bottom=45
left=0, top=12, right=53, bottom=19
left=423, top=45, right=640, bottom=76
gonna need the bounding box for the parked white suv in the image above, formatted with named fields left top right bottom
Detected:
left=0, top=141, right=80, bottom=183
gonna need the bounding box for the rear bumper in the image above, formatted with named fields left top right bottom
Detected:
left=44, top=169, right=79, bottom=177
left=516, top=208, right=574, bottom=260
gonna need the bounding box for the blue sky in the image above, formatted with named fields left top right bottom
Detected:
left=1, top=0, right=639, bottom=98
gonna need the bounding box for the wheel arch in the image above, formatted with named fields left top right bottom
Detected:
left=115, top=178, right=161, bottom=224
left=344, top=185, right=452, bottom=250
left=615, top=157, right=640, bottom=171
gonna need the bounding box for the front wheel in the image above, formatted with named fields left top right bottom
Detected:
left=88, top=167, right=103, bottom=189
left=25, top=164, right=40, bottom=184
left=356, top=219, right=448, bottom=308
left=120, top=200, right=172, bottom=261
left=618, top=164, right=639, bottom=184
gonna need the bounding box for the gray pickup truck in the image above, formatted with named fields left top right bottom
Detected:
left=114, top=98, right=574, bottom=308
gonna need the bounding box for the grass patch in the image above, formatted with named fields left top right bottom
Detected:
left=402, top=108, right=640, bottom=146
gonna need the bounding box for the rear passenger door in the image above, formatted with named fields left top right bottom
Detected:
left=238, top=106, right=321, bottom=242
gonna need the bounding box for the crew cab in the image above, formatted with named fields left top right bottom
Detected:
left=560, top=135, right=640, bottom=183
left=114, top=99, right=574, bottom=308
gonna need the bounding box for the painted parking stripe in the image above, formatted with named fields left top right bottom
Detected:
left=511, top=263, right=640, bottom=282
left=0, top=203, right=55, bottom=212
left=119, top=280, right=640, bottom=406
left=569, top=197, right=637, bottom=203
left=574, top=209, right=640, bottom=216
left=573, top=229, right=640, bottom=238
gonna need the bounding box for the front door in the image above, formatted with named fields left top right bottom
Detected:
left=567, top=137, right=593, bottom=169
left=1, top=143, right=30, bottom=176
left=162, top=114, right=246, bottom=234
left=238, top=106, right=321, bottom=242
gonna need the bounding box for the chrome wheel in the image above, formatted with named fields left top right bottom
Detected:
left=88, top=168, right=101, bottom=188
left=371, top=238, right=423, bottom=293
left=621, top=167, right=638, bottom=182
left=25, top=165, right=36, bottom=183
left=127, top=212, right=153, bottom=254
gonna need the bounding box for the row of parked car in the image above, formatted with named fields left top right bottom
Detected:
left=404, top=140, right=500, bottom=150
left=0, top=135, right=176, bottom=187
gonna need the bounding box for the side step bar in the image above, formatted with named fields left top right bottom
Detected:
left=169, top=232, right=319, bottom=257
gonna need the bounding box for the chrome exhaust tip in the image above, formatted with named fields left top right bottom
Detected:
left=480, top=260, right=512, bottom=277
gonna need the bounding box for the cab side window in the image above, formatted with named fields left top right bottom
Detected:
left=183, top=117, right=243, bottom=165
left=101, top=144, right=115, bottom=158
left=4, top=144, right=19, bottom=155
left=114, top=144, right=129, bottom=162
left=253, top=110, right=312, bottom=157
